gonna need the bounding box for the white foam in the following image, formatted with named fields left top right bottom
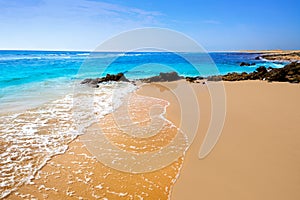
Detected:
left=0, top=81, right=137, bottom=198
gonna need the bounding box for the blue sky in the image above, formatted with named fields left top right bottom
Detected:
left=0, top=0, right=299, bottom=51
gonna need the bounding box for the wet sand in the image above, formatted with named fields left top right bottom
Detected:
left=6, top=80, right=300, bottom=199
left=138, top=80, right=300, bottom=200
left=6, top=88, right=184, bottom=199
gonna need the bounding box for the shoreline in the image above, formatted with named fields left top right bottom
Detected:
left=3, top=80, right=300, bottom=199
left=80, top=61, right=300, bottom=88
left=4, top=83, right=185, bottom=199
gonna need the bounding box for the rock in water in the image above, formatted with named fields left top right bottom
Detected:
left=81, top=73, right=130, bottom=87
left=240, top=62, right=255, bottom=66
left=206, top=62, right=300, bottom=83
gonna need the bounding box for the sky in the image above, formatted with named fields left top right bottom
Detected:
left=0, top=0, right=299, bottom=51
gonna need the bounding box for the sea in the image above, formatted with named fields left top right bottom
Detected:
left=0, top=50, right=287, bottom=198
left=0, top=50, right=286, bottom=114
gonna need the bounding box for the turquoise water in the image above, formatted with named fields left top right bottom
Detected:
left=0, top=50, right=286, bottom=113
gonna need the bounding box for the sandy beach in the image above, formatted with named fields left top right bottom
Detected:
left=138, top=80, right=300, bottom=199
left=1, top=0, right=300, bottom=199
left=5, top=80, right=300, bottom=199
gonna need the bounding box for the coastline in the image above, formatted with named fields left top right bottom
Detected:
left=1, top=0, right=300, bottom=198
left=5, top=83, right=186, bottom=199
left=1, top=50, right=300, bottom=199
left=239, top=50, right=300, bottom=62
left=3, top=80, right=300, bottom=199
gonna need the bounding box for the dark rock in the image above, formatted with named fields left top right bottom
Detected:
left=100, top=73, right=129, bottom=83
left=256, top=66, right=267, bottom=73
left=240, top=62, right=256, bottom=66
left=208, top=62, right=300, bottom=83
left=265, top=62, right=300, bottom=83
left=222, top=72, right=249, bottom=81
left=81, top=73, right=130, bottom=86
left=267, top=67, right=273, bottom=72
left=141, top=72, right=182, bottom=83
left=186, top=76, right=204, bottom=83
left=240, top=62, right=249, bottom=66
left=117, top=73, right=130, bottom=82
left=186, top=77, right=194, bottom=82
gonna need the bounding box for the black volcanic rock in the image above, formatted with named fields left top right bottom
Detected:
left=265, top=62, right=300, bottom=83
left=240, top=62, right=255, bottom=66
left=186, top=76, right=204, bottom=82
left=223, top=72, right=249, bottom=81
left=205, top=62, right=300, bottom=83
left=105, top=73, right=130, bottom=82
left=81, top=73, right=129, bottom=86
left=141, top=72, right=182, bottom=83
left=256, top=66, right=267, bottom=73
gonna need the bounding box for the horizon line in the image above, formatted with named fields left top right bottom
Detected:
left=0, top=49, right=299, bottom=53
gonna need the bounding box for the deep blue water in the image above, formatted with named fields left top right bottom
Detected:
left=0, top=50, right=286, bottom=112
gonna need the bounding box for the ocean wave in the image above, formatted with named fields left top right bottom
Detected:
left=0, top=82, right=137, bottom=198
left=0, top=55, right=86, bottom=61
left=0, top=53, right=145, bottom=61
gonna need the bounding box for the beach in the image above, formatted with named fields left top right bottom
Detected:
left=4, top=79, right=300, bottom=199
left=1, top=0, right=300, bottom=198
left=139, top=80, right=300, bottom=199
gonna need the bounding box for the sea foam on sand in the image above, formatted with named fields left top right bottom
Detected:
left=0, top=82, right=136, bottom=198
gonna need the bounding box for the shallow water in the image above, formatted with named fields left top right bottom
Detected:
left=0, top=82, right=136, bottom=198
left=1, top=82, right=187, bottom=199
left=81, top=92, right=188, bottom=174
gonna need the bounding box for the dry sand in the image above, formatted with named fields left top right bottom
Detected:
left=7, top=80, right=300, bottom=199
left=138, top=80, right=300, bottom=200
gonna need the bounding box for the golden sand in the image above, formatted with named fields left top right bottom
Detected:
left=5, top=80, right=300, bottom=199
left=6, top=89, right=185, bottom=200
left=139, top=80, right=300, bottom=200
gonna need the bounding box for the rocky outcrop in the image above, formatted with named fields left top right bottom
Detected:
left=186, top=76, right=204, bottom=82
left=223, top=72, right=249, bottom=81
left=265, top=62, right=300, bottom=83
left=81, top=73, right=129, bottom=87
left=239, top=62, right=256, bottom=66
left=205, top=62, right=300, bottom=83
left=80, top=62, right=300, bottom=87
left=141, top=72, right=183, bottom=83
